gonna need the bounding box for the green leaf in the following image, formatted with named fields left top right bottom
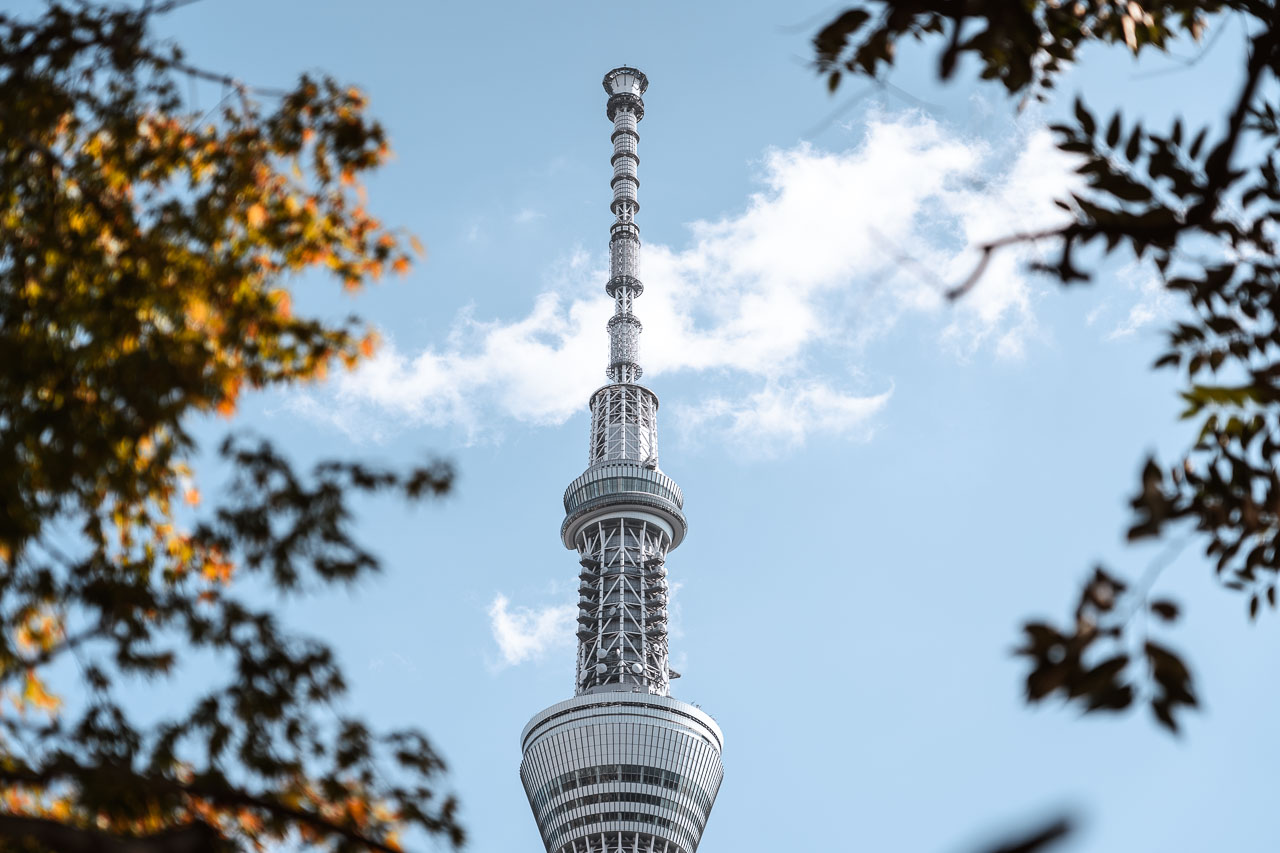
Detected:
left=1188, top=127, right=1207, bottom=159
left=1125, top=124, right=1144, bottom=161
left=1106, top=114, right=1121, bottom=148
left=1075, top=97, right=1096, bottom=137
left=813, top=9, right=871, bottom=63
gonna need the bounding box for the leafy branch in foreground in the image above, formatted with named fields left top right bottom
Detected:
left=0, top=2, right=458, bottom=850
left=811, top=0, right=1280, bottom=732
left=1, top=439, right=459, bottom=851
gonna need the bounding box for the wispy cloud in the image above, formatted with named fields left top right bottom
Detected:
left=1108, top=265, right=1180, bottom=340
left=514, top=208, right=545, bottom=225
left=487, top=594, right=575, bottom=668
left=294, top=110, right=1076, bottom=447
left=675, top=383, right=892, bottom=451
left=1081, top=261, right=1181, bottom=341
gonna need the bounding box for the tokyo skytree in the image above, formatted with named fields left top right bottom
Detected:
left=518, top=68, right=725, bottom=853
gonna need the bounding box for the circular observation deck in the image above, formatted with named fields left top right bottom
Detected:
left=603, top=67, right=649, bottom=97
left=562, top=463, right=686, bottom=550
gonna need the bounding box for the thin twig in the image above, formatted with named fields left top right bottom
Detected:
left=803, top=83, right=877, bottom=138
left=1131, top=13, right=1233, bottom=79
left=946, top=23, right=1278, bottom=302
left=1119, top=531, right=1195, bottom=626
left=946, top=225, right=1075, bottom=300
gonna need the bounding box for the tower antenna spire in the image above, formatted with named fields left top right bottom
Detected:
left=602, top=66, right=648, bottom=385
left=520, top=68, right=725, bottom=853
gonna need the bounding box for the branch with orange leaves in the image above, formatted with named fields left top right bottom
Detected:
left=0, top=814, right=223, bottom=853
left=0, top=759, right=454, bottom=853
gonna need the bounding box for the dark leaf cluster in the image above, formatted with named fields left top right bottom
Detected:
left=0, top=2, right=454, bottom=850
left=813, top=0, right=1280, bottom=732
left=1016, top=567, right=1196, bottom=732
left=813, top=0, right=1242, bottom=98
left=0, top=440, right=458, bottom=851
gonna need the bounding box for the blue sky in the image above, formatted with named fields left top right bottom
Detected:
left=64, top=1, right=1280, bottom=850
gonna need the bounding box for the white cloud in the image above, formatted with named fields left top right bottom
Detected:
left=487, top=594, right=575, bottom=668
left=1078, top=261, right=1181, bottom=341
left=1108, top=265, right=1179, bottom=340
left=297, top=110, right=1076, bottom=447
left=514, top=208, right=545, bottom=225
left=676, top=382, right=892, bottom=452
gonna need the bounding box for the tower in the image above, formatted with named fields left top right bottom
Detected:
left=519, top=69, right=725, bottom=853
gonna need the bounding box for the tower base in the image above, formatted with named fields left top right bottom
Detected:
left=520, top=693, right=724, bottom=853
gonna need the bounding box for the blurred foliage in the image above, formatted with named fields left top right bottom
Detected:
left=977, top=815, right=1074, bottom=853
left=813, top=0, right=1279, bottom=733
left=0, top=2, right=459, bottom=850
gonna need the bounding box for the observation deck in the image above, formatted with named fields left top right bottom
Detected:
left=562, top=463, right=687, bottom=550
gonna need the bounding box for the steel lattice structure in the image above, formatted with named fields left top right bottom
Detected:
left=520, top=69, right=724, bottom=853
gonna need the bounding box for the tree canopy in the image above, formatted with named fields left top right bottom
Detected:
left=812, top=0, right=1279, bottom=735
left=0, top=2, right=458, bottom=850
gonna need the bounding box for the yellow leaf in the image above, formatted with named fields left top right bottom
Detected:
left=1122, top=14, right=1138, bottom=51
left=23, top=671, right=61, bottom=713
left=270, top=289, right=292, bottom=319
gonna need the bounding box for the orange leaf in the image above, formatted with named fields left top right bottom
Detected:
left=246, top=203, right=267, bottom=228
left=270, top=289, right=292, bottom=319
left=23, top=671, right=61, bottom=713
left=392, top=257, right=410, bottom=275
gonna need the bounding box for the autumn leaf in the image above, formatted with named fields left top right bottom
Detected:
left=0, top=4, right=463, bottom=851
left=23, top=671, right=61, bottom=714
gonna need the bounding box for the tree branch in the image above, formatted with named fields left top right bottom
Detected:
left=947, top=24, right=1279, bottom=301
left=0, top=767, right=411, bottom=853
left=0, top=815, right=223, bottom=853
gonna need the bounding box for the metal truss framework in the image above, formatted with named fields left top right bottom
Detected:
left=560, top=831, right=686, bottom=853
left=589, top=384, right=659, bottom=467
left=574, top=518, right=672, bottom=695
left=521, top=67, right=723, bottom=853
